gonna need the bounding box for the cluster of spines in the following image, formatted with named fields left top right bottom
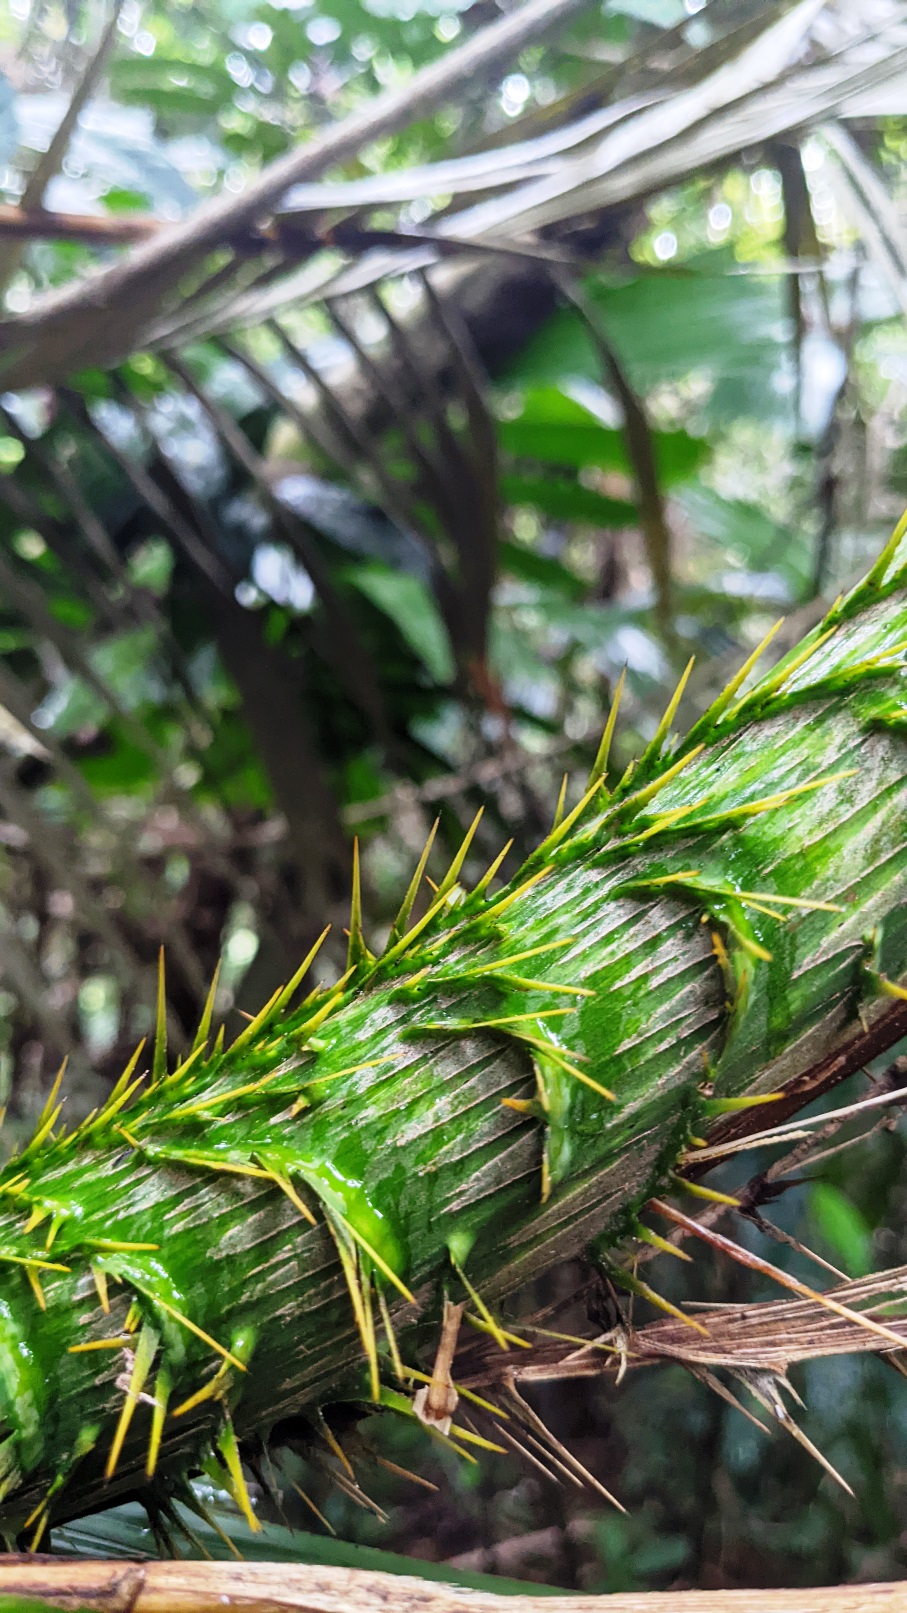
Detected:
left=2, top=529, right=907, bottom=1540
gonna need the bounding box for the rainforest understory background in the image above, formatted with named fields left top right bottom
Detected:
left=4, top=0, right=907, bottom=1598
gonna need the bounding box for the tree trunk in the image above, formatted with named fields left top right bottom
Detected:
left=1, top=538, right=906, bottom=1540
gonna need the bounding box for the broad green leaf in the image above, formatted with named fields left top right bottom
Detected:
left=677, top=484, right=811, bottom=596
left=505, top=267, right=791, bottom=422
left=499, top=539, right=587, bottom=600
left=810, top=1183, right=873, bottom=1278
left=499, top=388, right=708, bottom=485
left=501, top=473, right=636, bottom=528
left=349, top=563, right=455, bottom=684
left=109, top=56, right=236, bottom=117
left=32, top=627, right=164, bottom=739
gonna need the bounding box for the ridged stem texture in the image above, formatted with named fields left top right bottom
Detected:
left=2, top=533, right=907, bottom=1541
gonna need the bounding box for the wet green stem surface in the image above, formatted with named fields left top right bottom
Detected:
left=1, top=538, right=907, bottom=1539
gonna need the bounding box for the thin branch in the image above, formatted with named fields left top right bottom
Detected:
left=1, top=1557, right=906, bottom=1611
left=19, top=3, right=124, bottom=209
left=553, top=270, right=673, bottom=630
left=0, top=0, right=591, bottom=383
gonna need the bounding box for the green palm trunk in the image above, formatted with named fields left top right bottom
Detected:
left=2, top=534, right=907, bottom=1541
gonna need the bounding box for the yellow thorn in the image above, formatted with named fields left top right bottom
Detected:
left=295, top=987, right=347, bottom=1041
left=260, top=1166, right=317, bottom=1226
left=105, top=1324, right=158, bottom=1480
left=45, top=1214, right=65, bottom=1252
left=552, top=773, right=569, bottom=831
left=229, top=981, right=284, bottom=1054
left=300, top=1056, right=395, bottom=1090
left=25, top=1265, right=45, bottom=1310
left=25, top=1103, right=63, bottom=1157
left=69, top=1337, right=132, bottom=1352
left=435, top=808, right=484, bottom=901
left=378, top=1289, right=405, bottom=1382
left=687, top=619, right=784, bottom=740
left=471, top=838, right=514, bottom=900
left=640, top=656, right=695, bottom=765
left=329, top=1207, right=414, bottom=1306
left=535, top=776, right=604, bottom=860
left=636, top=1225, right=692, bottom=1262
left=0, top=1251, right=70, bottom=1274
left=172, top=1363, right=229, bottom=1418
left=28, top=1058, right=67, bottom=1146
left=703, top=771, right=857, bottom=825
left=103, top=1039, right=147, bottom=1113
left=451, top=1257, right=508, bottom=1352
left=493, top=974, right=594, bottom=998
left=380, top=889, right=454, bottom=968
left=733, top=626, right=837, bottom=713
left=448, top=1424, right=507, bottom=1455
left=152, top=949, right=168, bottom=1084
left=347, top=837, right=369, bottom=970
left=92, top=1264, right=110, bottom=1315
left=136, top=1292, right=246, bottom=1371
left=620, top=743, right=705, bottom=814
left=478, top=939, right=574, bottom=974
left=462, top=1312, right=531, bottom=1348
left=27, top=1508, right=49, bottom=1552
left=472, top=1008, right=571, bottom=1026
left=168, top=1079, right=269, bottom=1119
left=273, top=927, right=332, bottom=1016
left=217, top=1414, right=261, bottom=1531
left=146, top=1364, right=171, bottom=1477
left=149, top=1148, right=272, bottom=1181
left=318, top=1413, right=354, bottom=1478
left=612, top=1267, right=708, bottom=1334
left=510, top=1031, right=615, bottom=1101
left=162, top=1042, right=206, bottom=1088
left=389, top=821, right=439, bottom=944
left=480, top=868, right=548, bottom=922
left=671, top=1174, right=740, bottom=1207
left=589, top=665, right=627, bottom=786
left=619, top=799, right=709, bottom=846
left=192, top=960, right=222, bottom=1054
left=87, top=1240, right=160, bottom=1253
left=861, top=505, right=907, bottom=591
left=736, top=890, right=842, bottom=913
left=361, top=1260, right=380, bottom=1402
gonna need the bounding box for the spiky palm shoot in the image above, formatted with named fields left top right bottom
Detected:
left=2, top=533, right=907, bottom=1544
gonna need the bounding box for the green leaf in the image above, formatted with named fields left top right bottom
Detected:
left=505, top=266, right=791, bottom=422
left=677, top=484, right=811, bottom=596
left=52, top=1502, right=563, bottom=1597
left=499, top=389, right=708, bottom=485
left=0, top=1599, right=67, bottom=1612
left=500, top=473, right=636, bottom=528
left=33, top=626, right=163, bottom=739
left=811, top=1183, right=873, bottom=1278
left=498, top=540, right=587, bottom=600
left=109, top=55, right=236, bottom=117
left=348, top=564, right=455, bottom=684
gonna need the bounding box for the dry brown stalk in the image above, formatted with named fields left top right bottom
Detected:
left=0, top=1560, right=906, bottom=1612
